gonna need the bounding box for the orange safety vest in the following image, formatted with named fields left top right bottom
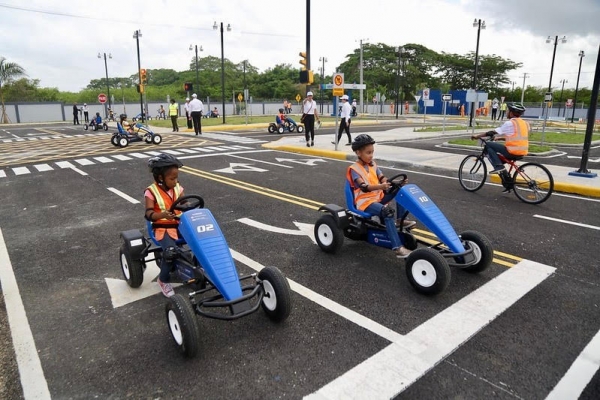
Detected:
left=505, top=118, right=529, bottom=156
left=147, top=182, right=183, bottom=240
left=346, top=162, right=384, bottom=211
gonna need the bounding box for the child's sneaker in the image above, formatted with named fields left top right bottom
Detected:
left=157, top=278, right=175, bottom=298
left=394, top=246, right=412, bottom=258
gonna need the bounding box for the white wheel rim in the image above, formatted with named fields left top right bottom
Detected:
left=466, top=240, right=482, bottom=263
left=121, top=253, right=130, bottom=280
left=262, top=280, right=277, bottom=311
left=167, top=310, right=183, bottom=345
left=411, top=260, right=437, bottom=288
left=153, top=136, right=161, bottom=144
left=317, top=224, right=334, bottom=246
left=119, top=138, right=128, bottom=146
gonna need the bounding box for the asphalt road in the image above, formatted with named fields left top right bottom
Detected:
left=0, top=124, right=599, bottom=399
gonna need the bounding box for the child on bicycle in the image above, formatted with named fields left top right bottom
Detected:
left=347, top=134, right=415, bottom=258
left=145, top=153, right=185, bottom=298
left=471, top=103, right=529, bottom=174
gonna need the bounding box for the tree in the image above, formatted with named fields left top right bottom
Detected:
left=0, top=56, right=26, bottom=123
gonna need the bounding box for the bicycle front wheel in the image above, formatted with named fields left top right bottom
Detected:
left=512, top=162, right=554, bottom=204
left=459, top=155, right=487, bottom=192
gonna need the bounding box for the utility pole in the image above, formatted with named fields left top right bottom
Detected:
left=306, top=0, right=311, bottom=92
left=520, top=72, right=530, bottom=104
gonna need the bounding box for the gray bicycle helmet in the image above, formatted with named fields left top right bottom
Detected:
left=351, top=134, right=376, bottom=151
left=148, top=153, right=183, bottom=171
left=507, top=103, right=526, bottom=115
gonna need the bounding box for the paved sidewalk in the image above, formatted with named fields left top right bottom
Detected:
left=262, top=127, right=600, bottom=198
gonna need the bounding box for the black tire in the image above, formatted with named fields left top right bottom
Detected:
left=512, top=162, right=554, bottom=204
left=103, top=123, right=109, bottom=131
left=268, top=124, right=276, bottom=133
left=277, top=126, right=284, bottom=134
left=83, top=124, right=88, bottom=131
left=152, top=134, right=162, bottom=145
left=459, top=230, right=493, bottom=273
left=92, top=124, right=98, bottom=131
left=405, top=248, right=450, bottom=295
left=144, top=134, right=153, bottom=143
left=314, top=214, right=344, bottom=253
left=110, top=135, right=119, bottom=146
left=166, top=294, right=200, bottom=358
left=401, top=232, right=418, bottom=251
left=458, top=155, right=487, bottom=192
left=119, top=244, right=144, bottom=288
left=297, top=125, right=304, bottom=133
left=289, top=124, right=296, bottom=132
left=258, top=266, right=292, bottom=322
left=118, top=136, right=129, bottom=148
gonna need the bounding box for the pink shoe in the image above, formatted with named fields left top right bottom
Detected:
left=157, top=278, right=175, bottom=298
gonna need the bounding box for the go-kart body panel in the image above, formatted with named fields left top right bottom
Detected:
left=177, top=209, right=242, bottom=301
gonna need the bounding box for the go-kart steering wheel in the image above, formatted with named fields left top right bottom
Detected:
left=387, top=173, right=408, bottom=195
left=169, top=195, right=204, bottom=213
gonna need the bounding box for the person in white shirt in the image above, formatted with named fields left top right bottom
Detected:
left=82, top=103, right=89, bottom=123
left=302, top=91, right=320, bottom=147
left=188, top=93, right=204, bottom=135
left=333, top=94, right=353, bottom=145
left=184, top=98, right=192, bottom=129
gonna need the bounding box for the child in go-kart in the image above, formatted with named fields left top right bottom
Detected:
left=144, top=153, right=185, bottom=298
left=276, top=108, right=287, bottom=129
left=347, top=134, right=416, bottom=258
left=90, top=112, right=102, bottom=128
left=119, top=114, right=138, bottom=135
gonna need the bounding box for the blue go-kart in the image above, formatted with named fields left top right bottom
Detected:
left=119, top=195, right=292, bottom=358
left=314, top=173, right=493, bottom=295
left=111, top=122, right=162, bottom=148
left=83, top=119, right=108, bottom=131
left=268, top=116, right=305, bottom=134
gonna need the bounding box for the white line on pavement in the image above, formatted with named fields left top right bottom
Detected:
left=55, top=161, right=88, bottom=176
left=534, top=214, right=600, bottom=231
left=545, top=328, right=600, bottom=400
left=306, top=260, right=555, bottom=400
left=107, top=187, right=140, bottom=204
left=0, top=228, right=51, bottom=399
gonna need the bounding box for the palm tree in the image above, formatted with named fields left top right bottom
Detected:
left=0, top=57, right=26, bottom=123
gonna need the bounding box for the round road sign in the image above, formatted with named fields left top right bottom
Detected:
left=98, top=93, right=107, bottom=104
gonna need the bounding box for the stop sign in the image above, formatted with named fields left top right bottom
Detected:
left=98, top=93, right=107, bottom=104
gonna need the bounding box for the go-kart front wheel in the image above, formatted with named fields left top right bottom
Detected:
left=152, top=134, right=162, bottom=145
left=118, top=136, right=129, bottom=148
left=405, top=248, right=450, bottom=295
left=166, top=294, right=200, bottom=358
left=296, top=125, right=304, bottom=133
left=268, top=123, right=276, bottom=134
left=314, top=214, right=344, bottom=253
left=277, top=126, right=285, bottom=134
left=120, top=244, right=144, bottom=288
left=459, top=230, right=493, bottom=273
left=258, top=266, right=292, bottom=322
left=144, top=134, right=153, bottom=143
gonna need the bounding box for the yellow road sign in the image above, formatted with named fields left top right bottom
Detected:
left=295, top=94, right=301, bottom=102
left=238, top=93, right=243, bottom=102
left=333, top=88, right=344, bottom=96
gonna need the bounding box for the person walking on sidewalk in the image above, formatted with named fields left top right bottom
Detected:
left=302, top=91, right=320, bottom=147
left=169, top=99, right=179, bottom=132
left=333, top=94, right=352, bottom=146
left=184, top=97, right=193, bottom=129
left=189, top=93, right=203, bottom=135
left=491, top=98, right=499, bottom=120
left=471, top=103, right=529, bottom=174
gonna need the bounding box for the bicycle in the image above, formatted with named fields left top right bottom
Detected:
left=458, top=137, right=554, bottom=204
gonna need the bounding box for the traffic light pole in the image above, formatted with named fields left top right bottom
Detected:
left=135, top=31, right=144, bottom=123
left=306, top=0, right=311, bottom=91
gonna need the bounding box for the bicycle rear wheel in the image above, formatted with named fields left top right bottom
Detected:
left=458, top=155, right=487, bottom=192
left=512, top=162, right=554, bottom=204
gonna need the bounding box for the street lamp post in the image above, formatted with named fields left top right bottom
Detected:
left=541, top=35, right=567, bottom=143
left=319, top=56, right=327, bottom=114
left=133, top=29, right=144, bottom=122
left=571, top=50, right=585, bottom=122
left=214, top=21, right=231, bottom=124
left=469, top=19, right=485, bottom=128
left=557, top=79, right=568, bottom=117
left=395, top=46, right=403, bottom=119
left=189, top=44, right=203, bottom=96
left=511, top=81, right=516, bottom=101
left=97, top=52, right=112, bottom=117
left=357, top=38, right=368, bottom=114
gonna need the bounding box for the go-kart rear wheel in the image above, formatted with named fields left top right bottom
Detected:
left=405, top=248, right=450, bottom=295
left=258, top=266, right=292, bottom=322
left=152, top=134, right=162, bottom=145
left=297, top=125, right=304, bottom=133
left=314, top=214, right=344, bottom=254
left=103, top=123, right=109, bottom=131
left=118, top=136, right=129, bottom=148
left=459, top=230, right=493, bottom=273
left=110, top=135, right=119, bottom=146
left=166, top=294, right=200, bottom=358
left=120, top=244, right=144, bottom=288
left=92, top=124, right=98, bottom=131
left=268, top=123, right=276, bottom=134
left=144, top=134, right=152, bottom=143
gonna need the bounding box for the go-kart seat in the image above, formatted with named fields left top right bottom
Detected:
left=275, top=115, right=283, bottom=125
left=146, top=220, right=187, bottom=247
left=116, top=122, right=127, bottom=135
left=344, top=181, right=374, bottom=218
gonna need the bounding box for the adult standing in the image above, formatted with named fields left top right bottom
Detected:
left=189, top=93, right=203, bottom=135
left=333, top=94, right=352, bottom=145
left=82, top=103, right=89, bottom=123
left=72, top=103, right=80, bottom=125
left=169, top=99, right=179, bottom=132
left=491, top=98, right=499, bottom=120
left=184, top=97, right=193, bottom=129
left=302, top=91, right=319, bottom=147
left=499, top=101, right=507, bottom=120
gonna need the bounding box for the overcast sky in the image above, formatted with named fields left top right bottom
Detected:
left=0, top=0, right=598, bottom=95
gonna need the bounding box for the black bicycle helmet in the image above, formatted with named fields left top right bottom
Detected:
left=507, top=103, right=526, bottom=115
left=148, top=153, right=183, bottom=171
left=351, top=134, right=376, bottom=151
left=279, top=108, right=284, bottom=113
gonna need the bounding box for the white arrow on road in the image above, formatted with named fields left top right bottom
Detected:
left=214, top=163, right=269, bottom=174
left=567, top=156, right=600, bottom=162
left=275, top=158, right=328, bottom=166
left=237, top=217, right=316, bottom=244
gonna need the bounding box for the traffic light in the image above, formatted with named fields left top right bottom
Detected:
left=184, top=82, right=193, bottom=92
left=299, top=70, right=314, bottom=84
left=136, top=84, right=144, bottom=94
left=140, top=69, right=147, bottom=84
left=299, top=51, right=308, bottom=70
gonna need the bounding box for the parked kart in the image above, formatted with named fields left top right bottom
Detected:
left=268, top=116, right=304, bottom=134
left=118, top=194, right=292, bottom=358
left=131, top=112, right=152, bottom=122
left=83, top=120, right=108, bottom=131
left=314, top=173, right=493, bottom=295
left=110, top=122, right=162, bottom=148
